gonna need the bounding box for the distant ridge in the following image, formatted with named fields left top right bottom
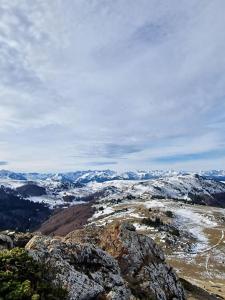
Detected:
left=1, top=169, right=225, bottom=184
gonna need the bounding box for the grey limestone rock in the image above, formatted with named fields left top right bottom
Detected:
left=26, top=235, right=130, bottom=300
left=66, top=222, right=186, bottom=300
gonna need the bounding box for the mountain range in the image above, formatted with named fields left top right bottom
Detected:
left=1, top=169, right=225, bottom=184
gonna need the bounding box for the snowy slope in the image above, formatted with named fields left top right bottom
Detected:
left=1, top=170, right=225, bottom=208
left=85, top=174, right=225, bottom=203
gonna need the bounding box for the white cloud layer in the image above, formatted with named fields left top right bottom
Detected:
left=0, top=0, right=225, bottom=171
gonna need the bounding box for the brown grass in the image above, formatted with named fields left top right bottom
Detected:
left=38, top=202, right=95, bottom=236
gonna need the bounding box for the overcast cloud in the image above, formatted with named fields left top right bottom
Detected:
left=0, top=0, right=225, bottom=172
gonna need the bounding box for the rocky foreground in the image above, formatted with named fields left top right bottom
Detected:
left=1, top=222, right=223, bottom=300
left=1, top=222, right=185, bottom=300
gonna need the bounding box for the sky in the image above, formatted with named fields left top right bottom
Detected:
left=0, top=0, right=225, bottom=172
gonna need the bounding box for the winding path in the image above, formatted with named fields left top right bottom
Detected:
left=204, top=229, right=224, bottom=277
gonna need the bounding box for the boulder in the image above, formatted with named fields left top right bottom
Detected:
left=0, top=230, right=34, bottom=247
left=26, top=235, right=130, bottom=300
left=0, top=233, right=13, bottom=250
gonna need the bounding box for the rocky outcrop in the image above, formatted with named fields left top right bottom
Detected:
left=2, top=230, right=34, bottom=247
left=26, top=235, right=130, bottom=300
left=0, top=233, right=13, bottom=250
left=0, top=231, right=35, bottom=249
left=65, top=222, right=186, bottom=300
left=0, top=221, right=186, bottom=299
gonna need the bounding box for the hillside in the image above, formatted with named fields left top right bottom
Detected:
left=0, top=186, right=51, bottom=232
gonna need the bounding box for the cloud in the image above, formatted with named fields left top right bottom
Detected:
left=0, top=161, right=8, bottom=166
left=153, top=148, right=225, bottom=164
left=101, top=143, right=143, bottom=158
left=86, top=161, right=117, bottom=166
left=0, top=1, right=225, bottom=171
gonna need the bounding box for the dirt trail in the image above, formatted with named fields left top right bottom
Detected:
left=204, top=229, right=224, bottom=277
left=199, top=229, right=224, bottom=254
